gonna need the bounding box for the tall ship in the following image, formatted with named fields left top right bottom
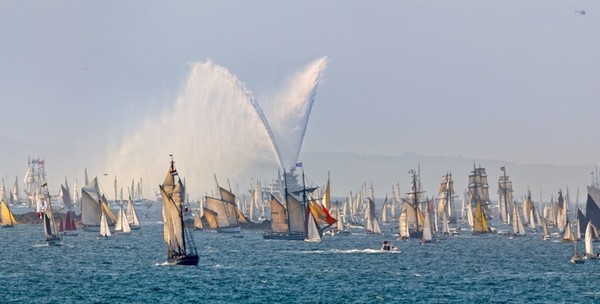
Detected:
left=23, top=157, right=46, bottom=211
left=263, top=166, right=335, bottom=240
left=399, top=169, right=425, bottom=239
left=159, top=155, right=198, bottom=266
left=437, top=172, right=457, bottom=226
left=468, top=165, right=491, bottom=234
left=497, top=167, right=513, bottom=225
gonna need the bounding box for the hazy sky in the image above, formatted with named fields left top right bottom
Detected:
left=0, top=1, right=598, bottom=198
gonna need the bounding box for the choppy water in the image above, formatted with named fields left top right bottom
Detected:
left=2, top=205, right=599, bottom=303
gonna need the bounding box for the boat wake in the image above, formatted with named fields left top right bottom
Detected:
left=292, top=249, right=401, bottom=254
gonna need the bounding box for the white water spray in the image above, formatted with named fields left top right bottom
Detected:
left=106, top=57, right=327, bottom=198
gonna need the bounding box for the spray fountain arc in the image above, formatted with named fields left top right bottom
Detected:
left=106, top=57, right=327, bottom=198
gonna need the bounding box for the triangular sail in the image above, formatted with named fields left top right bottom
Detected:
left=126, top=196, right=141, bottom=227
left=305, top=211, right=321, bottom=242
left=99, top=209, right=111, bottom=237
left=193, top=210, right=203, bottom=229
left=0, top=200, right=17, bottom=226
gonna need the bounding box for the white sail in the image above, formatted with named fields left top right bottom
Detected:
left=99, top=209, right=111, bottom=237
left=372, top=217, right=382, bottom=234
left=81, top=178, right=101, bottom=227
left=399, top=207, right=409, bottom=239
left=126, top=196, right=141, bottom=228
left=512, top=201, right=526, bottom=235
left=585, top=222, right=594, bottom=256
left=305, top=211, right=321, bottom=242
left=422, top=207, right=433, bottom=242
left=115, top=207, right=131, bottom=234
left=442, top=211, right=450, bottom=234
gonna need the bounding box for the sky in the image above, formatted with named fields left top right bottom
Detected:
left=0, top=1, right=598, bottom=199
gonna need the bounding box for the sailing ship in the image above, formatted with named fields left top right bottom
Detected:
left=468, top=165, right=491, bottom=234
left=570, top=224, right=585, bottom=264
left=81, top=177, right=117, bottom=231
left=159, top=155, right=199, bottom=266
left=59, top=210, right=78, bottom=236
left=264, top=166, right=336, bottom=240
left=41, top=184, right=62, bottom=246
left=0, top=199, right=17, bottom=227
left=437, top=172, right=457, bottom=226
left=400, top=169, right=425, bottom=239
left=205, top=186, right=241, bottom=233
left=497, top=167, right=513, bottom=225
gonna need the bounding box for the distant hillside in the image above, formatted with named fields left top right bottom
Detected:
left=299, top=151, right=593, bottom=203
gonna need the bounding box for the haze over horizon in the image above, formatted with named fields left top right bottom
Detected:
left=1, top=1, right=598, bottom=199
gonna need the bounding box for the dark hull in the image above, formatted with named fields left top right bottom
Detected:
left=169, top=254, right=199, bottom=266
left=263, top=231, right=306, bottom=240
left=409, top=230, right=423, bottom=239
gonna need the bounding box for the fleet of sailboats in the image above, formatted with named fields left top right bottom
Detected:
left=7, top=154, right=600, bottom=266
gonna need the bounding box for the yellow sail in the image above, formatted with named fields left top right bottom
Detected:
left=203, top=208, right=219, bottom=229
left=0, top=200, right=17, bottom=226
left=472, top=200, right=489, bottom=234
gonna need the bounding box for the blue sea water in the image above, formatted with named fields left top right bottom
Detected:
left=2, top=205, right=599, bottom=303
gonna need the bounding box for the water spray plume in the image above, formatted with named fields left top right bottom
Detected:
left=106, top=57, right=327, bottom=199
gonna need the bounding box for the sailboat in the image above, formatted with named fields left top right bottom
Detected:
left=421, top=205, right=433, bottom=243
left=59, top=210, right=78, bottom=236
left=41, top=184, right=62, bottom=246
left=114, top=206, right=131, bottom=234
left=159, top=155, right=199, bottom=266
left=511, top=199, right=526, bottom=236
left=0, top=199, right=17, bottom=227
left=541, top=220, right=550, bottom=241
left=584, top=221, right=598, bottom=260
left=562, top=220, right=576, bottom=242
left=81, top=177, right=116, bottom=231
left=98, top=208, right=112, bottom=238
left=365, top=198, right=382, bottom=234
left=125, top=195, right=141, bottom=230
left=570, top=224, right=585, bottom=264
left=205, top=187, right=241, bottom=233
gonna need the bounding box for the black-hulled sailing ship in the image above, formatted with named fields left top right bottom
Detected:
left=159, top=155, right=198, bottom=266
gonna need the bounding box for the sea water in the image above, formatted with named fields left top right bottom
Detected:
left=2, top=204, right=599, bottom=303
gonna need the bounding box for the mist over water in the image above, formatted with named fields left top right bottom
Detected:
left=106, top=58, right=327, bottom=198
